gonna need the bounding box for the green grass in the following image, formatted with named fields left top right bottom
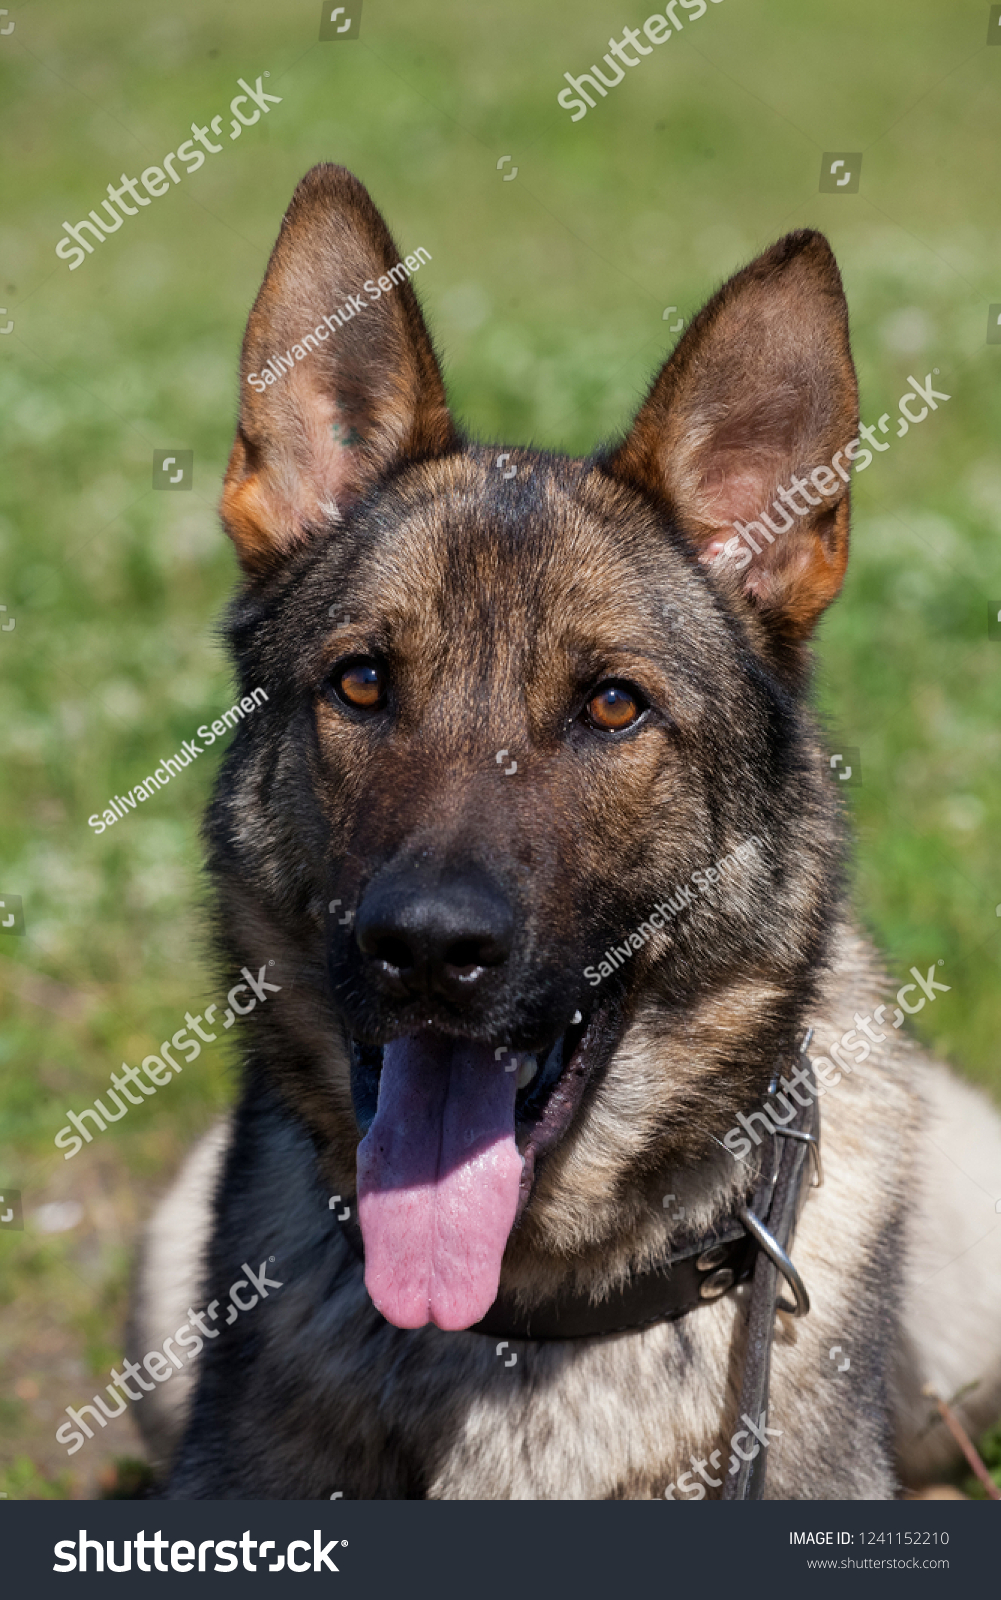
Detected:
left=1, top=0, right=999, bottom=1495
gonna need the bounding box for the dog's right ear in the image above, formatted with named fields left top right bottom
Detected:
left=606, top=230, right=858, bottom=643
left=221, top=165, right=456, bottom=575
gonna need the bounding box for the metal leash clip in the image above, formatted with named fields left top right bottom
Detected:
left=774, top=1126, right=823, bottom=1188
left=763, top=1027, right=823, bottom=1187
left=737, top=1204, right=811, bottom=1317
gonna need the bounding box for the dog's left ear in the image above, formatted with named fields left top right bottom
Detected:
left=221, top=165, right=457, bottom=574
left=606, top=230, right=858, bottom=641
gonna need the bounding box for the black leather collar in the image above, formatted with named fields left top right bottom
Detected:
left=472, top=1058, right=818, bottom=1342
left=473, top=1219, right=758, bottom=1340
left=337, top=1203, right=771, bottom=1339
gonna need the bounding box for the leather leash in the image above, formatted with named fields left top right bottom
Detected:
left=723, top=1053, right=819, bottom=1499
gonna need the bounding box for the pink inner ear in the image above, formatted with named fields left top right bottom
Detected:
left=687, top=381, right=806, bottom=537
left=298, top=393, right=376, bottom=522
left=694, top=458, right=786, bottom=553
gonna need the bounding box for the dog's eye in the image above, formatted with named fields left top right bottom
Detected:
left=334, top=659, right=386, bottom=712
left=584, top=682, right=645, bottom=733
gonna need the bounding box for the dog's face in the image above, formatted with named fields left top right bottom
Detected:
left=211, top=165, right=858, bottom=1331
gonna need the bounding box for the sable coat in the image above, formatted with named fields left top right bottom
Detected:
left=131, top=166, right=1001, bottom=1499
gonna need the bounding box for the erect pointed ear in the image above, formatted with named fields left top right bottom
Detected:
left=221, top=164, right=457, bottom=574
left=606, top=231, right=859, bottom=641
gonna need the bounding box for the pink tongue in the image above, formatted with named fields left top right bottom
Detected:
left=357, top=1036, right=522, bottom=1331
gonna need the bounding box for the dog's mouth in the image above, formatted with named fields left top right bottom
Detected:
left=349, top=1011, right=591, bottom=1139
left=349, top=1007, right=612, bottom=1332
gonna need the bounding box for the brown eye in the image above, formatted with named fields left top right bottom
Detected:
left=585, top=683, right=644, bottom=733
left=335, top=660, right=386, bottom=711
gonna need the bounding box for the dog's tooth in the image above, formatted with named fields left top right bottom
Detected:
left=516, top=1054, right=538, bottom=1090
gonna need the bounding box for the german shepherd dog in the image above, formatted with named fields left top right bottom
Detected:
left=134, top=165, right=1001, bottom=1499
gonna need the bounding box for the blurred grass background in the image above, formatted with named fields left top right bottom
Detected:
left=0, top=0, right=999, bottom=1496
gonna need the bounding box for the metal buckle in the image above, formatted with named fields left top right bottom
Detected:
left=737, top=1204, right=811, bottom=1318
left=774, top=1126, right=823, bottom=1188
left=762, top=1028, right=823, bottom=1188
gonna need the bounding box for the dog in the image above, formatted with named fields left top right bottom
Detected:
left=132, top=164, right=1001, bottom=1499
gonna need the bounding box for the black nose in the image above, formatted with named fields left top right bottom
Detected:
left=354, top=867, right=514, bottom=1002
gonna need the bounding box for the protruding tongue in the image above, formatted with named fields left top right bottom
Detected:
left=357, top=1036, right=522, bottom=1330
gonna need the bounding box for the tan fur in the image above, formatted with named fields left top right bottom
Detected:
left=129, top=1117, right=231, bottom=1475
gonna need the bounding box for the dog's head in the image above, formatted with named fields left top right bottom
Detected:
left=210, top=165, right=858, bottom=1331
